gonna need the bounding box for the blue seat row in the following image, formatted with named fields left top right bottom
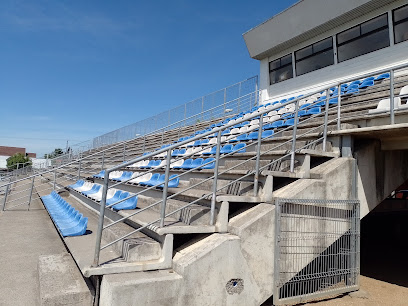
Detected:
left=41, top=191, right=88, bottom=237
left=202, top=143, right=246, bottom=155
left=138, top=173, right=180, bottom=188
left=105, top=190, right=138, bottom=211
left=173, top=158, right=216, bottom=170
left=229, top=130, right=274, bottom=142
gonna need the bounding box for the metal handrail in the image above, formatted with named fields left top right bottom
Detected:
left=0, top=93, right=252, bottom=189
left=92, top=63, right=408, bottom=266
left=45, top=90, right=257, bottom=171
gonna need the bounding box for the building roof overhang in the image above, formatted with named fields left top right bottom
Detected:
left=243, top=0, right=396, bottom=60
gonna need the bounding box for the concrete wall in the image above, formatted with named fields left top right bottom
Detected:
left=355, top=139, right=408, bottom=218
left=256, top=0, right=408, bottom=102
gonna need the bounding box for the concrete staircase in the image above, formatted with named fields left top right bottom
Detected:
left=2, top=74, right=408, bottom=305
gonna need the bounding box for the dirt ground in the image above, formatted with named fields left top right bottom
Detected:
left=301, top=275, right=408, bottom=306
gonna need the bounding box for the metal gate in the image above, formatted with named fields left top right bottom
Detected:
left=273, top=199, right=360, bottom=305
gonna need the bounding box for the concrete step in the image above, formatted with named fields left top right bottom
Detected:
left=189, top=177, right=254, bottom=196
left=38, top=253, right=94, bottom=306
left=35, top=178, right=173, bottom=277
left=65, top=191, right=173, bottom=277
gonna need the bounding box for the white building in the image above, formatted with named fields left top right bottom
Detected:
left=243, top=0, right=408, bottom=103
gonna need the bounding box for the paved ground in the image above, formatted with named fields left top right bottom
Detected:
left=301, top=275, right=408, bottom=306
left=0, top=181, right=67, bottom=306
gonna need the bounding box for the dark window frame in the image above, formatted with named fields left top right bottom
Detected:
left=295, top=37, right=334, bottom=76
left=336, top=13, right=390, bottom=62
left=269, top=54, right=293, bottom=85
left=393, top=4, right=408, bottom=44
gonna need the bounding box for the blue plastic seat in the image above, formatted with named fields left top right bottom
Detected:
left=329, top=98, right=338, bottom=105
left=82, top=184, right=101, bottom=196
left=106, top=190, right=123, bottom=205
left=177, top=149, right=187, bottom=156
left=346, top=88, right=359, bottom=95
left=147, top=174, right=165, bottom=187
left=201, top=158, right=216, bottom=169
left=271, top=120, right=284, bottom=128
left=93, top=170, right=105, bottom=178
left=202, top=146, right=217, bottom=155
left=359, top=80, right=374, bottom=89
left=117, top=171, right=133, bottom=182
left=349, top=80, right=362, bottom=86
left=263, top=123, right=274, bottom=130
left=298, top=110, right=308, bottom=117
left=220, top=144, right=234, bottom=154
left=41, top=192, right=88, bottom=237
left=180, top=159, right=194, bottom=169
left=192, top=140, right=201, bottom=147
left=375, top=73, right=389, bottom=81
left=281, top=112, right=293, bottom=119
left=60, top=217, right=88, bottom=237
left=140, top=173, right=160, bottom=186
left=200, top=139, right=209, bottom=146
left=229, top=134, right=249, bottom=143
left=221, top=129, right=231, bottom=136
left=247, top=132, right=259, bottom=140
left=283, top=118, right=299, bottom=127
left=171, top=149, right=180, bottom=157
left=363, top=76, right=375, bottom=82
left=140, top=160, right=155, bottom=169
left=262, top=130, right=274, bottom=139
left=232, top=143, right=246, bottom=153
left=191, top=158, right=204, bottom=169
left=112, top=193, right=138, bottom=211
left=158, top=174, right=180, bottom=188
left=300, top=103, right=311, bottom=109
left=307, top=107, right=321, bottom=115
left=69, top=180, right=84, bottom=189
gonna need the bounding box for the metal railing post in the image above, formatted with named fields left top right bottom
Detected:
left=238, top=82, right=242, bottom=113
left=390, top=69, right=395, bottom=125
left=337, top=84, right=342, bottom=130
left=322, top=89, right=330, bottom=152
left=101, top=152, right=105, bottom=170
left=122, top=143, right=126, bottom=162
left=159, top=149, right=172, bottom=228
left=253, top=114, right=264, bottom=196
left=210, top=130, right=222, bottom=226
left=223, top=88, right=227, bottom=116
left=53, top=170, right=56, bottom=190
left=78, top=160, right=81, bottom=181
left=290, top=100, right=299, bottom=172
left=255, top=80, right=259, bottom=106
left=93, top=172, right=110, bottom=267
left=27, top=177, right=35, bottom=210
left=2, top=184, right=10, bottom=211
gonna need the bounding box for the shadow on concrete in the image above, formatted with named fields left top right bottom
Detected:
left=360, top=208, right=408, bottom=287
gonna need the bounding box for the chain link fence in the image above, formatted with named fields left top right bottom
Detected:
left=68, top=76, right=258, bottom=155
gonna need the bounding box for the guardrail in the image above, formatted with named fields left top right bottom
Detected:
left=91, top=62, right=408, bottom=266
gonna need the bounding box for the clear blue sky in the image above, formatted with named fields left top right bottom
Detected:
left=0, top=0, right=297, bottom=157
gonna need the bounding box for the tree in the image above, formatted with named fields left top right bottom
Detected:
left=6, top=153, right=32, bottom=170
left=44, top=148, right=64, bottom=159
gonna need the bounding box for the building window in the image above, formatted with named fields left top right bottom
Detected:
left=295, top=37, right=334, bottom=76
left=337, top=13, right=390, bottom=63
left=393, top=4, right=408, bottom=44
left=269, top=54, right=293, bottom=85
